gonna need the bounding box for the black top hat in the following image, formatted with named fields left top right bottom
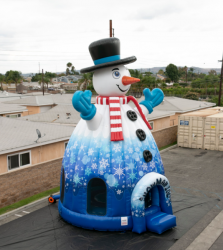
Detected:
left=80, top=38, right=136, bottom=73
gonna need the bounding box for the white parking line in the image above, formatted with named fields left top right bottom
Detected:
left=15, top=214, right=22, bottom=217
left=186, top=210, right=223, bottom=250
left=23, top=211, right=30, bottom=214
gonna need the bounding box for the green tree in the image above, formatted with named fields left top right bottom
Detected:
left=78, top=73, right=93, bottom=90
left=45, top=71, right=56, bottom=87
left=165, top=64, right=179, bottom=82
left=157, top=69, right=165, bottom=75
left=0, top=74, right=5, bottom=90
left=183, top=92, right=199, bottom=100
left=5, top=70, right=22, bottom=87
left=208, top=70, right=217, bottom=76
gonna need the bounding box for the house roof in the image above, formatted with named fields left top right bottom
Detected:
left=0, top=103, right=27, bottom=115
left=137, top=96, right=216, bottom=113
left=0, top=117, right=74, bottom=155
left=128, top=101, right=175, bottom=120
left=19, top=104, right=80, bottom=125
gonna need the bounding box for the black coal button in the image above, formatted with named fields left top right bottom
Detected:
left=143, top=150, right=152, bottom=162
left=127, top=110, right=137, bottom=121
left=136, top=129, right=146, bottom=141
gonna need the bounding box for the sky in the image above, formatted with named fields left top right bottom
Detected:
left=0, top=0, right=223, bottom=74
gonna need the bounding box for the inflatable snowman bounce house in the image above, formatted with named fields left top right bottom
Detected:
left=51, top=37, right=176, bottom=234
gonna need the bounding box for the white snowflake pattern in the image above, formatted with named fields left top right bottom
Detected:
left=80, top=144, right=86, bottom=151
left=150, top=161, right=156, bottom=169
left=106, top=153, right=110, bottom=158
left=73, top=141, right=78, bottom=149
left=84, top=183, right=86, bottom=186
left=114, top=166, right=125, bottom=179
left=111, top=159, right=115, bottom=163
left=99, top=158, right=109, bottom=169
left=122, top=185, right=125, bottom=188
left=73, top=189, right=75, bottom=192
left=91, top=163, right=97, bottom=169
left=125, top=155, right=129, bottom=159
left=65, top=172, right=69, bottom=179
left=132, top=184, right=135, bottom=187
left=99, top=170, right=104, bottom=175
left=113, top=143, right=121, bottom=153
left=70, top=169, right=73, bottom=172
left=142, top=163, right=148, bottom=170
left=135, top=147, right=140, bottom=152
left=75, top=165, right=79, bottom=170
left=117, top=189, right=122, bottom=195
left=88, top=148, right=94, bottom=156
left=128, top=148, right=133, bottom=154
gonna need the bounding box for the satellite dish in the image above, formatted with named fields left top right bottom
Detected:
left=35, top=129, right=46, bottom=143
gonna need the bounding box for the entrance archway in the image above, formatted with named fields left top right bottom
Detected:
left=87, top=178, right=106, bottom=216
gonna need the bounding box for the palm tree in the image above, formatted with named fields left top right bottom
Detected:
left=78, top=73, right=92, bottom=90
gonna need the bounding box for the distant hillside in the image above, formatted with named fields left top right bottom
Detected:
left=128, top=67, right=221, bottom=75
left=22, top=67, right=220, bottom=77
left=22, top=70, right=81, bottom=77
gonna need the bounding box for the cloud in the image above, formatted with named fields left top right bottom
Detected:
left=133, top=4, right=183, bottom=20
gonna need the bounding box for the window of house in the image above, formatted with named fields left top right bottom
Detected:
left=6, top=114, right=21, bottom=118
left=149, top=121, right=154, bottom=131
left=8, top=151, right=31, bottom=170
left=65, top=142, right=68, bottom=149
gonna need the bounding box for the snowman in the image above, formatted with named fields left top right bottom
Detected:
left=59, top=38, right=176, bottom=234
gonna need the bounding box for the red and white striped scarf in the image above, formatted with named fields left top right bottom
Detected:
left=96, top=96, right=152, bottom=141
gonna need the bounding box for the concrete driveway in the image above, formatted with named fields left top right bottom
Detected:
left=162, top=147, right=223, bottom=200
left=161, top=147, right=223, bottom=250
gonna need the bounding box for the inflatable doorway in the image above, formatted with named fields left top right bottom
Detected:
left=131, top=172, right=176, bottom=234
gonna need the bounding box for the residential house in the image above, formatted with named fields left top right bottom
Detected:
left=146, top=96, right=216, bottom=126
left=0, top=103, right=27, bottom=118
left=0, top=117, right=74, bottom=174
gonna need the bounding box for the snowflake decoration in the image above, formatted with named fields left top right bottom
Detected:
left=125, top=155, right=129, bottom=159
left=116, top=156, right=123, bottom=165
left=65, top=172, right=69, bottom=179
left=122, top=185, right=125, bottom=188
left=128, top=172, right=136, bottom=182
left=75, top=165, right=79, bottom=170
left=88, top=148, right=94, bottom=156
left=126, top=161, right=135, bottom=170
left=111, top=159, right=115, bottom=163
left=113, top=143, right=121, bottom=153
left=150, top=161, right=156, bottom=170
left=135, top=147, right=140, bottom=152
left=91, top=163, right=97, bottom=169
left=128, top=148, right=133, bottom=154
left=73, top=174, right=81, bottom=185
left=114, top=166, right=125, bottom=179
left=106, top=153, right=110, bottom=158
left=99, top=170, right=104, bottom=175
left=142, top=163, right=148, bottom=171
left=80, top=144, right=86, bottom=151
left=99, top=158, right=109, bottom=169
left=117, top=189, right=122, bottom=195
left=73, top=141, right=78, bottom=149
left=70, top=169, right=73, bottom=172
left=85, top=167, right=92, bottom=176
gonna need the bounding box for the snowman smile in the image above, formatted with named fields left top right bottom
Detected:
left=116, top=84, right=130, bottom=92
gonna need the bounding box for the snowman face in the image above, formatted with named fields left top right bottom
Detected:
left=93, top=65, right=131, bottom=96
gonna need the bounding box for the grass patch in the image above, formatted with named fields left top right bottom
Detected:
left=159, top=141, right=177, bottom=151
left=0, top=186, right=60, bottom=216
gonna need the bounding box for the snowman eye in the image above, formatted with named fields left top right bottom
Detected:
left=112, top=71, right=121, bottom=79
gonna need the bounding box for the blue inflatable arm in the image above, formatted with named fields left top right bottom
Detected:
left=72, top=90, right=96, bottom=120
left=140, top=88, right=164, bottom=114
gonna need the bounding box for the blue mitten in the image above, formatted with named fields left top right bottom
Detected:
left=140, top=88, right=164, bottom=114
left=72, top=90, right=96, bottom=120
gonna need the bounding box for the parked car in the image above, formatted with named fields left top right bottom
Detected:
left=48, top=87, right=55, bottom=91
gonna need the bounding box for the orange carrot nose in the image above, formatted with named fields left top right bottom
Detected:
left=122, top=76, right=140, bottom=86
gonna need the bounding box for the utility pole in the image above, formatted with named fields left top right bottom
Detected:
left=112, top=28, right=114, bottom=37
left=109, top=20, right=112, bottom=38
left=185, top=67, right=188, bottom=83
left=42, top=69, right=44, bottom=96
left=218, top=55, right=223, bottom=106
left=39, top=62, right=40, bottom=74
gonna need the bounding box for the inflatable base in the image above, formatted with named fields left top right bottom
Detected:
left=58, top=200, right=176, bottom=233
